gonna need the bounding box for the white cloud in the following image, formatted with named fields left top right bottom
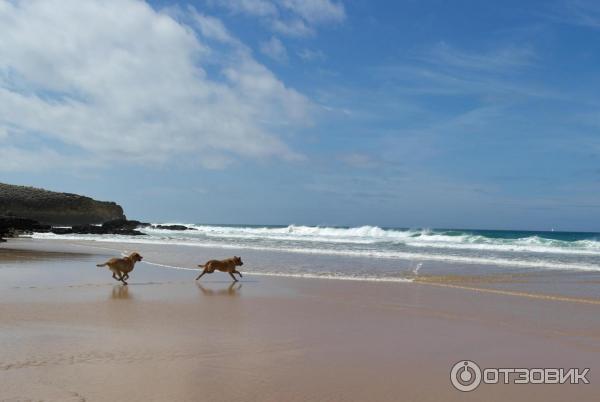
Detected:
left=210, top=0, right=278, bottom=18
left=550, top=0, right=600, bottom=29
left=260, top=36, right=288, bottom=62
left=192, top=11, right=238, bottom=45
left=0, top=146, right=97, bottom=172
left=371, top=43, right=545, bottom=101
left=298, top=48, right=326, bottom=62
left=0, top=0, right=311, bottom=170
left=423, top=42, right=536, bottom=72
left=271, top=18, right=315, bottom=37
left=209, top=0, right=345, bottom=37
left=279, top=0, right=345, bottom=24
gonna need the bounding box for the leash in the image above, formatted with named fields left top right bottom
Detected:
left=141, top=260, right=199, bottom=272
left=58, top=241, right=201, bottom=272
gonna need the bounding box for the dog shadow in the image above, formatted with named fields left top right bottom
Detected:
left=110, top=284, right=133, bottom=300
left=196, top=282, right=242, bottom=297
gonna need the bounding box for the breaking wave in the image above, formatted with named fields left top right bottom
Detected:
left=32, top=224, right=600, bottom=272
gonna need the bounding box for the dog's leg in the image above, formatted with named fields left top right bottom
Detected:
left=228, top=272, right=238, bottom=282
left=112, top=271, right=124, bottom=282
left=195, top=270, right=207, bottom=281
left=111, top=270, right=126, bottom=285
left=234, top=270, right=243, bottom=278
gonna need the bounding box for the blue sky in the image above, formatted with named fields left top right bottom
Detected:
left=1, top=0, right=599, bottom=231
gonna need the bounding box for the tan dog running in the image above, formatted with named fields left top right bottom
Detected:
left=96, top=252, right=143, bottom=285
left=195, top=256, right=244, bottom=282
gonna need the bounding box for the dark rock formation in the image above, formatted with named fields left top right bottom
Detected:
left=50, top=219, right=148, bottom=236
left=152, top=224, right=195, bottom=231
left=0, top=183, right=125, bottom=226
left=0, top=184, right=153, bottom=242
left=0, top=216, right=51, bottom=242
left=103, top=218, right=150, bottom=231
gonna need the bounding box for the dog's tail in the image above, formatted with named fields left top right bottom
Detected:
left=96, top=262, right=107, bottom=268
left=198, top=264, right=206, bottom=268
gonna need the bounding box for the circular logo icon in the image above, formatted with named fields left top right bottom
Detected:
left=450, top=360, right=482, bottom=392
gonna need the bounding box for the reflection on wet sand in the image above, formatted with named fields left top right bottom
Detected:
left=196, top=282, right=242, bottom=296
left=111, top=284, right=133, bottom=300
left=413, top=273, right=531, bottom=284
left=0, top=247, right=89, bottom=263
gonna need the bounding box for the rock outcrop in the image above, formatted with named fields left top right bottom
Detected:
left=0, top=216, right=51, bottom=242
left=0, top=183, right=125, bottom=226
left=152, top=224, right=195, bottom=231
left=0, top=183, right=196, bottom=242
left=50, top=218, right=149, bottom=236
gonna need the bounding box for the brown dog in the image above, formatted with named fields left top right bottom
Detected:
left=195, top=256, right=244, bottom=282
left=96, top=252, right=143, bottom=285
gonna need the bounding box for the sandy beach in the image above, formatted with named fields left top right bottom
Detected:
left=1, top=238, right=599, bottom=401
left=3, top=0, right=600, bottom=400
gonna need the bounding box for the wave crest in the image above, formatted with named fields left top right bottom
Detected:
left=142, top=224, right=600, bottom=255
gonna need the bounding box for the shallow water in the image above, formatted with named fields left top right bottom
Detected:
left=13, top=236, right=600, bottom=300
left=33, top=224, right=600, bottom=274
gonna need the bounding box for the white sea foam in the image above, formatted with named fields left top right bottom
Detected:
left=31, top=231, right=600, bottom=272
left=239, top=271, right=414, bottom=283
left=140, top=224, right=600, bottom=256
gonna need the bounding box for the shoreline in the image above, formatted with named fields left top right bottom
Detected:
left=1, top=238, right=600, bottom=401
left=10, top=237, right=600, bottom=303
left=30, top=231, right=600, bottom=272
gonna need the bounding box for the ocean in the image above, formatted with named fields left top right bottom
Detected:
left=32, top=224, right=600, bottom=286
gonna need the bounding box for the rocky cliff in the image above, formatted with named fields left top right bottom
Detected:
left=0, top=183, right=125, bottom=226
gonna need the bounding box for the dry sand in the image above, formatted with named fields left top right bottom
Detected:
left=1, top=239, right=599, bottom=401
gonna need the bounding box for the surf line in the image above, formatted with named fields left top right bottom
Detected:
left=45, top=241, right=412, bottom=283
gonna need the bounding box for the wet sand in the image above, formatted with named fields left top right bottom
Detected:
left=1, top=239, right=600, bottom=401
